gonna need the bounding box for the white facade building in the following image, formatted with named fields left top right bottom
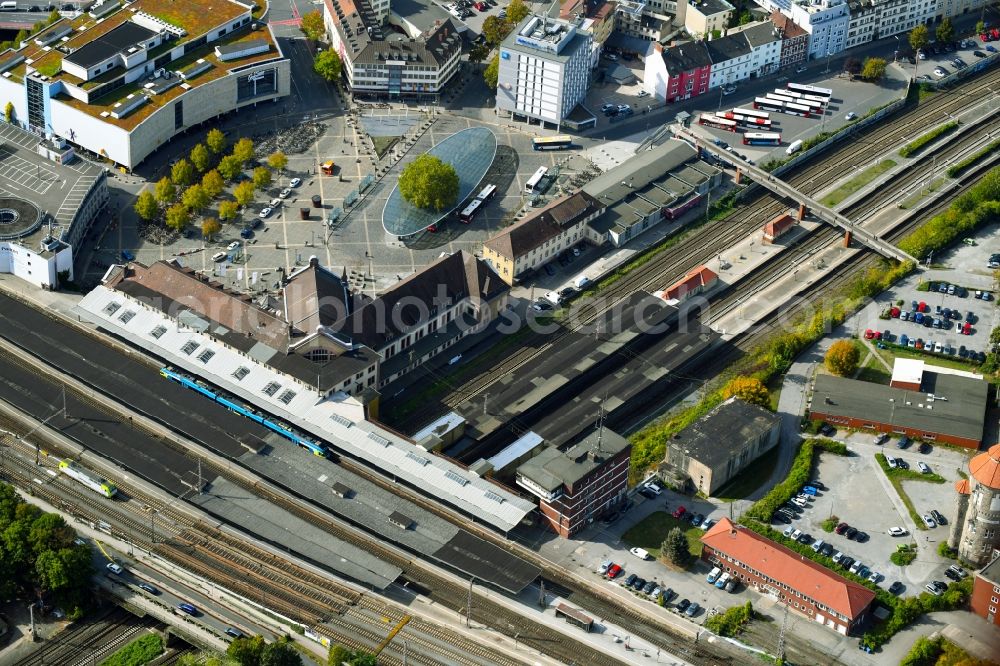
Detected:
left=495, top=15, right=593, bottom=128
left=756, top=0, right=850, bottom=58
left=708, top=21, right=783, bottom=88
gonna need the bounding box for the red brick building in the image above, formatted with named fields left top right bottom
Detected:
left=970, top=554, right=1000, bottom=625
left=769, top=10, right=808, bottom=69
left=515, top=429, right=631, bottom=537
left=658, top=265, right=719, bottom=303
left=701, top=519, right=876, bottom=635
left=643, top=41, right=712, bottom=103
left=762, top=212, right=796, bottom=243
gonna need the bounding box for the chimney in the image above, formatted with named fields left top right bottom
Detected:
left=653, top=42, right=663, bottom=53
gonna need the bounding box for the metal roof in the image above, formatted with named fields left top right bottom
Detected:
left=78, top=286, right=536, bottom=532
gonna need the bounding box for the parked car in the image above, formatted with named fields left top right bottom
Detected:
left=289, top=177, right=302, bottom=187
left=897, top=436, right=911, bottom=449
left=672, top=506, right=686, bottom=519
left=845, top=527, right=858, bottom=540
left=925, top=583, right=943, bottom=596
left=642, top=481, right=662, bottom=496
left=931, top=509, right=947, bottom=525
left=630, top=547, right=652, bottom=560
left=922, top=514, right=937, bottom=528
left=606, top=564, right=623, bottom=579
left=947, top=564, right=967, bottom=578
left=917, top=461, right=931, bottom=474
left=643, top=580, right=657, bottom=595
left=624, top=573, right=638, bottom=587
left=888, top=581, right=904, bottom=595
left=873, top=433, right=889, bottom=445
left=845, top=112, right=857, bottom=121
left=855, top=532, right=869, bottom=543
left=835, top=522, right=849, bottom=534
left=677, top=598, right=691, bottom=613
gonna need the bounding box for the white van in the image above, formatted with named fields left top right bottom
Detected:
left=574, top=276, right=591, bottom=290
left=0, top=1, right=17, bottom=9
left=786, top=139, right=804, bottom=156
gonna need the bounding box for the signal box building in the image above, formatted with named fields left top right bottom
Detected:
left=515, top=428, right=630, bottom=537
left=702, top=519, right=876, bottom=635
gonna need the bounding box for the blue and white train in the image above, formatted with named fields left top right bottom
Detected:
left=159, top=367, right=328, bottom=457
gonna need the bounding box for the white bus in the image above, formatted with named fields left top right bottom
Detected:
left=742, top=132, right=782, bottom=146
left=732, top=107, right=769, bottom=120
left=787, top=82, right=832, bottom=100
left=784, top=101, right=812, bottom=117
left=766, top=92, right=797, bottom=105
left=717, top=111, right=772, bottom=129
left=525, top=167, right=547, bottom=194
left=698, top=114, right=739, bottom=132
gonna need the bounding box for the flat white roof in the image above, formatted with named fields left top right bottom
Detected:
left=77, top=286, right=535, bottom=532
left=488, top=431, right=544, bottom=471
left=412, top=411, right=466, bottom=442
left=891, top=358, right=924, bottom=386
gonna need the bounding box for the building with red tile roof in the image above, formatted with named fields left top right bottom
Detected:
left=701, top=518, right=876, bottom=635
left=657, top=265, right=718, bottom=303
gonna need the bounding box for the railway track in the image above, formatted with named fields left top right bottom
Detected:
left=14, top=607, right=156, bottom=666
left=392, top=67, right=1000, bottom=429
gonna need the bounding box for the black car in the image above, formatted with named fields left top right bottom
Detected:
left=855, top=531, right=869, bottom=543
left=944, top=569, right=961, bottom=581
left=845, top=527, right=859, bottom=540
left=888, top=581, right=905, bottom=595
left=690, top=512, right=705, bottom=526
left=643, top=580, right=657, bottom=595
left=798, top=532, right=812, bottom=544
left=138, top=583, right=159, bottom=595
left=897, top=459, right=910, bottom=470
left=624, top=573, right=638, bottom=587
left=840, top=556, right=855, bottom=570
left=975, top=50, right=987, bottom=58
left=897, top=436, right=911, bottom=449
left=783, top=502, right=803, bottom=514
left=819, top=543, right=834, bottom=556
left=966, top=311, right=977, bottom=324
left=919, top=443, right=932, bottom=454
left=931, top=509, right=947, bottom=525
left=660, top=587, right=674, bottom=601
left=772, top=512, right=791, bottom=524
left=932, top=580, right=948, bottom=592
left=819, top=423, right=835, bottom=436
left=677, top=598, right=691, bottom=612
left=632, top=577, right=646, bottom=590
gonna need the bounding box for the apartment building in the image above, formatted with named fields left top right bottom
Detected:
left=0, top=0, right=290, bottom=170
left=707, top=21, right=783, bottom=88
left=481, top=191, right=604, bottom=285
left=756, top=0, right=849, bottom=59
left=676, top=0, right=734, bottom=38
left=496, top=15, right=593, bottom=128
left=643, top=40, right=712, bottom=101
left=770, top=10, right=810, bottom=67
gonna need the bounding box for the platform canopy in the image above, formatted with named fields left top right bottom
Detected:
left=382, top=127, right=497, bottom=237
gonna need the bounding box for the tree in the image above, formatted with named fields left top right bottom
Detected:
left=861, top=57, right=887, bottom=81
left=201, top=217, right=221, bottom=240
left=721, top=376, right=770, bottom=408
left=3, top=101, right=12, bottom=123
left=484, top=54, right=499, bottom=89
left=398, top=154, right=459, bottom=211
left=482, top=16, right=511, bottom=46
left=165, top=204, right=190, bottom=232
left=218, top=155, right=243, bottom=182
left=824, top=339, right=861, bottom=376
left=506, top=0, right=529, bottom=24
left=844, top=57, right=862, bottom=75
left=252, top=166, right=272, bottom=190
left=190, top=143, right=211, bottom=173
left=468, top=44, right=490, bottom=65
left=218, top=199, right=240, bottom=222
left=909, top=24, right=929, bottom=53
left=182, top=184, right=210, bottom=213
left=662, top=527, right=691, bottom=567
left=202, top=169, right=225, bottom=199
left=233, top=181, right=256, bottom=208
left=227, top=634, right=266, bottom=666
left=233, top=138, right=255, bottom=166
left=154, top=177, right=176, bottom=205
left=313, top=49, right=342, bottom=83
left=936, top=17, right=954, bottom=45
left=328, top=645, right=350, bottom=666
left=267, top=151, right=288, bottom=172
left=206, top=128, right=227, bottom=155
left=300, top=10, right=325, bottom=41
left=134, top=191, right=159, bottom=222
left=976, top=20, right=986, bottom=36
left=260, top=640, right=302, bottom=666
left=171, top=158, right=195, bottom=188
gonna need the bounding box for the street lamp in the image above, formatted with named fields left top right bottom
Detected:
left=824, top=50, right=834, bottom=74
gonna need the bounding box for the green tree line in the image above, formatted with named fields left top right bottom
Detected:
left=0, top=482, right=93, bottom=618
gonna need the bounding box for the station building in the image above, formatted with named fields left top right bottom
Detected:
left=0, top=0, right=290, bottom=170
left=702, top=518, right=876, bottom=635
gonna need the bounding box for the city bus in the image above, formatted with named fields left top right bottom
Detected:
left=787, top=82, right=832, bottom=100
left=717, top=111, right=772, bottom=129
left=753, top=97, right=784, bottom=113
left=766, top=92, right=797, bottom=105
left=783, top=101, right=812, bottom=117
left=459, top=198, right=486, bottom=223
left=698, top=114, right=738, bottom=132
left=532, top=135, right=573, bottom=151
left=778, top=91, right=824, bottom=112
left=525, top=166, right=548, bottom=194
left=742, top=132, right=782, bottom=146
left=732, top=107, right=769, bottom=121
left=475, top=183, right=497, bottom=202
left=802, top=93, right=829, bottom=107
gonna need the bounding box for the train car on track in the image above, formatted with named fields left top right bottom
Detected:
left=159, top=367, right=328, bottom=457
left=59, top=460, right=118, bottom=498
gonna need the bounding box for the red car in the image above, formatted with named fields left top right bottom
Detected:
left=606, top=564, right=623, bottom=579
left=864, top=329, right=875, bottom=339
left=963, top=322, right=972, bottom=335
left=890, top=307, right=900, bottom=318
left=835, top=522, right=849, bottom=534
left=672, top=505, right=687, bottom=519
left=918, top=301, right=928, bottom=312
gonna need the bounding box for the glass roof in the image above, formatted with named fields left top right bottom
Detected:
left=382, top=127, right=498, bottom=236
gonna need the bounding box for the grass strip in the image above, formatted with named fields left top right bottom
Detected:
left=820, top=159, right=897, bottom=206
left=621, top=511, right=705, bottom=559
left=874, top=453, right=929, bottom=529
left=100, top=634, right=163, bottom=666
left=899, top=121, right=959, bottom=157
left=946, top=138, right=1000, bottom=177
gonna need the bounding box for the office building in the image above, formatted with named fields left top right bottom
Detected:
left=0, top=0, right=290, bottom=170
left=496, top=15, right=593, bottom=129
left=675, top=0, right=734, bottom=38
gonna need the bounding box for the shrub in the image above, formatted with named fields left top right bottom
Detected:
left=821, top=516, right=840, bottom=532
left=899, top=636, right=944, bottom=666
left=721, top=376, right=770, bottom=408
left=890, top=544, right=917, bottom=566
left=861, top=579, right=971, bottom=649
left=937, top=542, right=958, bottom=560
left=100, top=634, right=164, bottom=666
left=899, top=121, right=959, bottom=158
left=705, top=601, right=754, bottom=637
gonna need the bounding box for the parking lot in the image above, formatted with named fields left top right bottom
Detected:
left=912, top=36, right=999, bottom=82
left=858, top=222, right=1000, bottom=362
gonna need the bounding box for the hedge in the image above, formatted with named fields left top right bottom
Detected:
left=898, top=166, right=1000, bottom=260
left=946, top=138, right=1000, bottom=177
left=898, top=121, right=959, bottom=157
left=899, top=636, right=944, bottom=666
left=744, top=438, right=848, bottom=522
left=101, top=634, right=164, bottom=666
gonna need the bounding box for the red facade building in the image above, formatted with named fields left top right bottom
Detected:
left=645, top=41, right=712, bottom=103
left=701, top=519, right=876, bottom=635
left=970, top=554, right=1000, bottom=625
left=515, top=429, right=631, bottom=537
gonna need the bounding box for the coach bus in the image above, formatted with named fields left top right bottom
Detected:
left=532, top=135, right=573, bottom=151
left=742, top=132, right=782, bottom=146
left=732, top=108, right=769, bottom=121
left=698, top=114, right=738, bottom=132
left=754, top=97, right=784, bottom=113
left=787, top=82, right=832, bottom=100
left=525, top=167, right=548, bottom=194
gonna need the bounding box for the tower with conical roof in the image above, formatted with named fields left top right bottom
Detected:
left=956, top=444, right=1000, bottom=566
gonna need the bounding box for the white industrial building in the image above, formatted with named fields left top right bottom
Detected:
left=495, top=15, right=593, bottom=129
left=0, top=0, right=289, bottom=171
